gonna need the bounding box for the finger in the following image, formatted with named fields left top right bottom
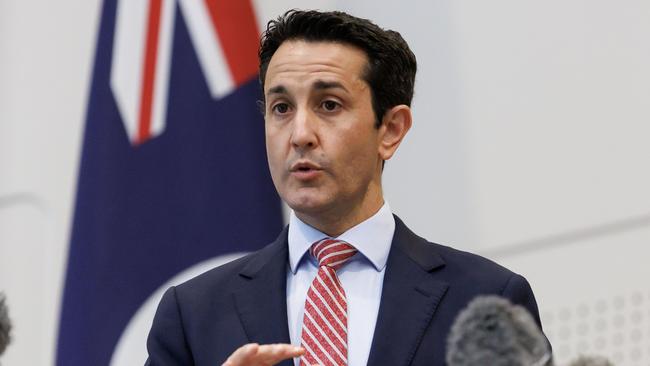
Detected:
left=222, top=343, right=259, bottom=366
left=256, top=344, right=305, bottom=365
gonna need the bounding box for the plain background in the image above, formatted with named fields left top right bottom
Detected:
left=1, top=0, right=649, bottom=365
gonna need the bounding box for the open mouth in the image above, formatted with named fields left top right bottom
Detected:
left=290, top=161, right=322, bottom=180
left=291, top=160, right=321, bottom=172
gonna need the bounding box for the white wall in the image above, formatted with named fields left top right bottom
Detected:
left=0, top=1, right=103, bottom=364
left=1, top=0, right=649, bottom=365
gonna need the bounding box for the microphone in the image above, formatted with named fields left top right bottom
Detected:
left=446, top=295, right=552, bottom=366
left=0, top=293, right=11, bottom=356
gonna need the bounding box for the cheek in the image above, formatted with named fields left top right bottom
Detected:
left=336, top=141, right=376, bottom=182
left=345, top=128, right=379, bottom=161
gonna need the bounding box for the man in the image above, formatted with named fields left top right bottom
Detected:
left=146, top=10, right=543, bottom=366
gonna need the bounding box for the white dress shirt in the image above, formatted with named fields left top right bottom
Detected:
left=286, top=202, right=396, bottom=366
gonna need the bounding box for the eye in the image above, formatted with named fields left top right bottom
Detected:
left=321, top=100, right=341, bottom=112
left=271, top=103, right=290, bottom=114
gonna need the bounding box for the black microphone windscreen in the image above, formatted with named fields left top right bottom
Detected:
left=0, top=293, right=11, bottom=356
left=446, top=295, right=551, bottom=366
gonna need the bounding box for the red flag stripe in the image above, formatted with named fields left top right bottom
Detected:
left=137, top=0, right=163, bottom=144
left=204, top=0, right=260, bottom=86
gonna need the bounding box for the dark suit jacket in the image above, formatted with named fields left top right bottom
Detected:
left=146, top=216, right=543, bottom=365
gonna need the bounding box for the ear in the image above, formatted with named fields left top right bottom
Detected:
left=378, top=105, right=412, bottom=161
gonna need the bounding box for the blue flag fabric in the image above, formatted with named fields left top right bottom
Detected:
left=56, top=1, right=282, bottom=365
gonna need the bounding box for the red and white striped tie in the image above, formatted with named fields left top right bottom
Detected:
left=300, top=239, right=357, bottom=366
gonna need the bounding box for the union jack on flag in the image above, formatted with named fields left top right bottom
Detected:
left=111, top=0, right=261, bottom=144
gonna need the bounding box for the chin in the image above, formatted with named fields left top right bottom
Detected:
left=284, top=193, right=332, bottom=215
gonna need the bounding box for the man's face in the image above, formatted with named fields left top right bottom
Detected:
left=264, top=40, right=383, bottom=220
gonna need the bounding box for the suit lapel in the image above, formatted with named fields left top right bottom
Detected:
left=367, top=216, right=449, bottom=366
left=232, top=226, right=294, bottom=366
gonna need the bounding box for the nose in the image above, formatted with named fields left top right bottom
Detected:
left=290, top=108, right=318, bottom=151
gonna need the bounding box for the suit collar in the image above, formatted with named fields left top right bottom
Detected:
left=367, top=215, right=449, bottom=366
left=237, top=215, right=445, bottom=276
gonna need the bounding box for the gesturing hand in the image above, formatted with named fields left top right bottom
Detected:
left=221, top=343, right=305, bottom=366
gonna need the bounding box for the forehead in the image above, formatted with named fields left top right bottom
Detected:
left=264, top=40, right=369, bottom=92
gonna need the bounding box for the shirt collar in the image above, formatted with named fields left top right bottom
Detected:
left=288, top=202, right=395, bottom=274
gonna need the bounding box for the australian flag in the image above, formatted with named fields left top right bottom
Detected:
left=57, top=0, right=283, bottom=365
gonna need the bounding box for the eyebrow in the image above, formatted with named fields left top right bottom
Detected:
left=313, top=80, right=348, bottom=93
left=267, top=85, right=287, bottom=95
left=266, top=80, right=349, bottom=97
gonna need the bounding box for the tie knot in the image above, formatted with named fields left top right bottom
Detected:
left=310, top=238, right=357, bottom=270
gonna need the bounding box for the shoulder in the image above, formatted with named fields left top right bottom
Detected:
left=393, top=216, right=514, bottom=282
left=431, top=242, right=542, bottom=323
left=393, top=215, right=533, bottom=297
left=430, top=242, right=516, bottom=287
left=392, top=216, right=541, bottom=322
left=147, top=230, right=289, bottom=363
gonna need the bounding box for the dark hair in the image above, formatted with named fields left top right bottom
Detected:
left=259, top=9, right=417, bottom=127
